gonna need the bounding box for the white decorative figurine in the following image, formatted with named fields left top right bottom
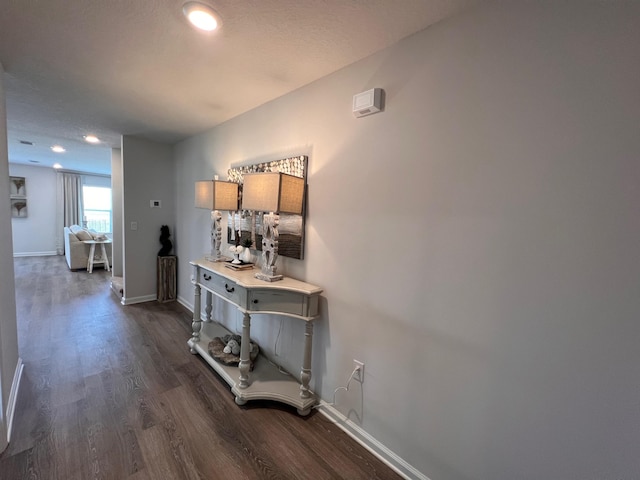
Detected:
left=228, top=245, right=244, bottom=264
left=223, top=339, right=241, bottom=355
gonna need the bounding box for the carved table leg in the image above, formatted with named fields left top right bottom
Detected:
left=300, top=321, right=314, bottom=399
left=189, top=284, right=202, bottom=353
left=238, top=312, right=251, bottom=389
left=204, top=291, right=213, bottom=322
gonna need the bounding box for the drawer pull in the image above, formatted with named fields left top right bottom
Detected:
left=253, top=299, right=259, bottom=304
left=225, top=283, right=235, bottom=293
left=203, top=274, right=212, bottom=281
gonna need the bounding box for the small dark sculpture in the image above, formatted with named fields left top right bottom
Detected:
left=158, top=225, right=173, bottom=256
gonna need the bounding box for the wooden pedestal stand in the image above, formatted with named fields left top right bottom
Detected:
left=157, top=255, right=177, bottom=302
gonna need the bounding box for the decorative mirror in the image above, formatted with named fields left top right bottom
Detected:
left=227, top=155, right=307, bottom=260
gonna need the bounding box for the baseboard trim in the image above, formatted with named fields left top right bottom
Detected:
left=13, top=251, right=58, bottom=257
left=121, top=294, right=157, bottom=305
left=317, top=402, right=430, bottom=480
left=6, top=358, right=24, bottom=443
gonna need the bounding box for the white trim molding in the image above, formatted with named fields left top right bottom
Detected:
left=6, top=358, right=24, bottom=443
left=317, top=402, right=430, bottom=480
left=121, top=294, right=157, bottom=305
left=13, top=251, right=58, bottom=257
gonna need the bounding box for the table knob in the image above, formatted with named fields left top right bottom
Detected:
left=253, top=299, right=259, bottom=304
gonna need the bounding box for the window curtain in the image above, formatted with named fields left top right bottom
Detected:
left=55, top=172, right=84, bottom=255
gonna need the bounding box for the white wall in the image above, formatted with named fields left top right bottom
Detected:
left=8, top=164, right=57, bottom=256
left=173, top=2, right=640, bottom=479
left=122, top=136, right=175, bottom=303
left=0, top=62, right=20, bottom=453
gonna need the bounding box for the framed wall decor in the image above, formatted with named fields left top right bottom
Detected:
left=11, top=198, right=28, bottom=218
left=9, top=176, right=26, bottom=197
left=227, top=155, right=307, bottom=260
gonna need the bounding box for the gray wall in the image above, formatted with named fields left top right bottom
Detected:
left=0, top=61, right=19, bottom=453
left=111, top=148, right=123, bottom=277
left=172, top=2, right=640, bottom=479
left=122, top=136, right=175, bottom=302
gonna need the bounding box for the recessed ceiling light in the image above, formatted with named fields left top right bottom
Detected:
left=183, top=2, right=220, bottom=32
left=53, top=163, right=63, bottom=169
left=84, top=134, right=100, bottom=144
left=51, top=145, right=66, bottom=153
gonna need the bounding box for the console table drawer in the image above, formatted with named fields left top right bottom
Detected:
left=248, top=290, right=307, bottom=316
left=199, top=270, right=246, bottom=304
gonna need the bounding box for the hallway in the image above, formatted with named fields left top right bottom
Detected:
left=0, top=256, right=398, bottom=480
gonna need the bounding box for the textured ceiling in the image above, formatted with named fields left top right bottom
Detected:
left=0, top=0, right=480, bottom=174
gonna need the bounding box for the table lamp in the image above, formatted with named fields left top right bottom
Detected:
left=195, top=179, right=239, bottom=262
left=241, top=172, right=304, bottom=282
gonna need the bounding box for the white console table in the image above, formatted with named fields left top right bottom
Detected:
left=188, top=258, right=323, bottom=415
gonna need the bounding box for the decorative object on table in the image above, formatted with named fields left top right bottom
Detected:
left=223, top=334, right=241, bottom=344
left=158, top=225, right=173, bottom=256
left=208, top=336, right=260, bottom=370
left=195, top=178, right=239, bottom=262
left=240, top=237, right=254, bottom=263
left=11, top=199, right=27, bottom=218
left=224, top=261, right=253, bottom=271
left=228, top=245, right=243, bottom=264
left=157, top=226, right=176, bottom=302
left=223, top=339, right=240, bottom=355
left=227, top=156, right=307, bottom=260
left=9, top=176, right=26, bottom=197
left=241, top=171, right=305, bottom=282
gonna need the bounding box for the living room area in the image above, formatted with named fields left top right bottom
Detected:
left=9, top=162, right=113, bottom=266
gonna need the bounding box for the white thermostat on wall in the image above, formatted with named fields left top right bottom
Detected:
left=353, top=88, right=383, bottom=117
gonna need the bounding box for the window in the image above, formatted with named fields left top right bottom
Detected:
left=83, top=185, right=112, bottom=233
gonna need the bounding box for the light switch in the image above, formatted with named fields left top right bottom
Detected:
left=150, top=200, right=161, bottom=208
left=131, top=221, right=138, bottom=230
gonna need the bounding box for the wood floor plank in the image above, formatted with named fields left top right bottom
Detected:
left=0, top=256, right=401, bottom=480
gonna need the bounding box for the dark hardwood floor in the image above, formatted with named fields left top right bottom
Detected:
left=0, top=256, right=400, bottom=480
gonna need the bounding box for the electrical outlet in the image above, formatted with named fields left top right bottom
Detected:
left=353, top=359, right=364, bottom=383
